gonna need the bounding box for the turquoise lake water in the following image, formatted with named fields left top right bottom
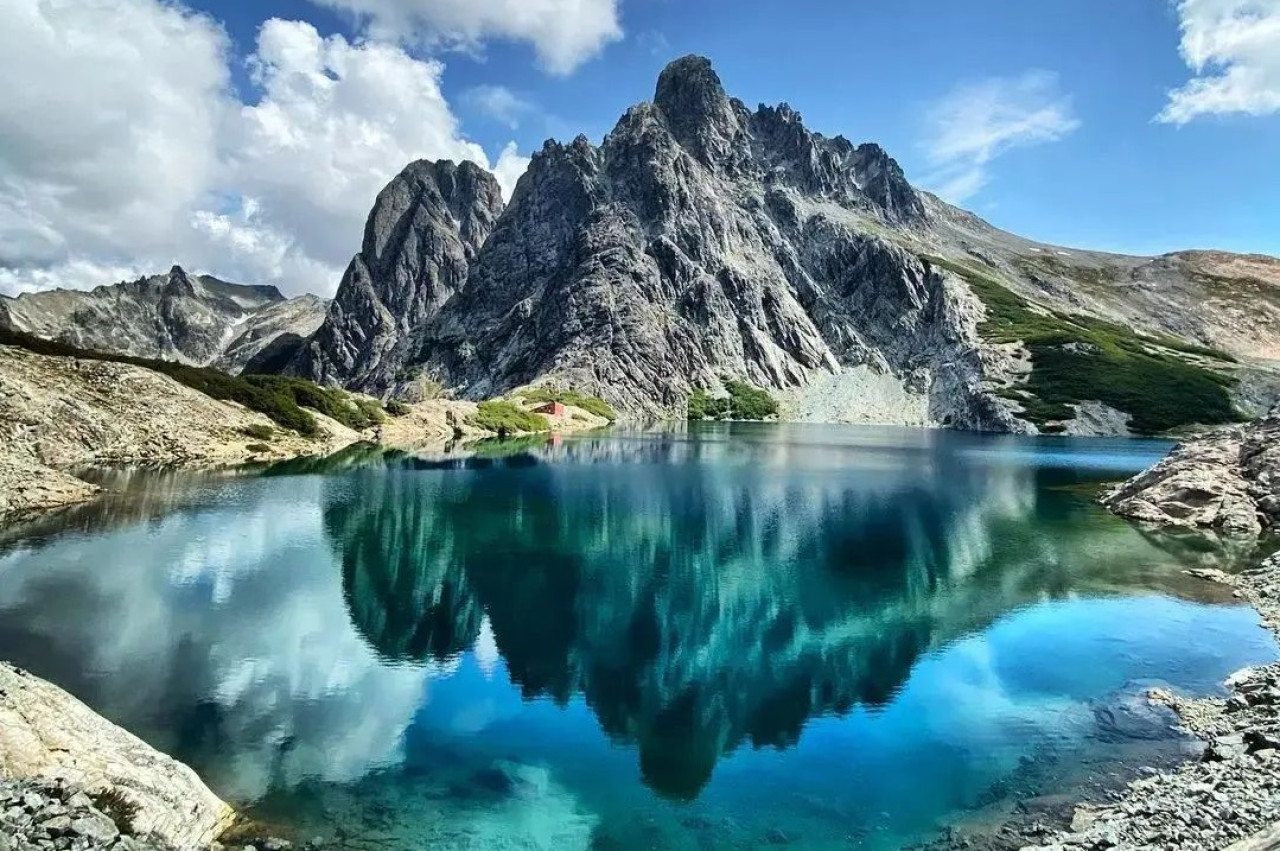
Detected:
left=0, top=423, right=1276, bottom=850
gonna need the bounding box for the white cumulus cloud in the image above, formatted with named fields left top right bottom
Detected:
left=0, top=1, right=533, bottom=298
left=0, top=0, right=229, bottom=270
left=307, top=0, right=623, bottom=75
left=491, top=143, right=533, bottom=202
left=1158, top=0, right=1280, bottom=123
left=919, top=71, right=1080, bottom=203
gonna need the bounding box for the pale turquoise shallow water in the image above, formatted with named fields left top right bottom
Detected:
left=0, top=424, right=1276, bottom=850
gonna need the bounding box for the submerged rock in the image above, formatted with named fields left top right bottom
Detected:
left=1015, top=554, right=1280, bottom=851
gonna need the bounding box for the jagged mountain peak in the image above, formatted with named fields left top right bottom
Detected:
left=364, top=159, right=504, bottom=267
left=291, top=156, right=505, bottom=389
left=653, top=55, right=740, bottom=157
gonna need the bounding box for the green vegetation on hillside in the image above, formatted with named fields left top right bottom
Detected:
left=924, top=256, right=1243, bottom=434
left=688, top=380, right=780, bottom=421
left=471, top=400, right=549, bottom=435
left=240, top=375, right=387, bottom=431
left=0, top=325, right=390, bottom=436
left=515, top=387, right=618, bottom=421
left=385, top=400, right=412, bottom=417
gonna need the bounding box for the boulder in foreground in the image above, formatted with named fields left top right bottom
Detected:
left=0, top=663, right=234, bottom=850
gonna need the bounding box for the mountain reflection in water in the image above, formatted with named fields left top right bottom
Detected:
left=0, top=424, right=1274, bottom=850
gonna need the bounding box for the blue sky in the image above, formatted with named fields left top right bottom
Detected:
left=2, top=0, right=1277, bottom=296
left=194, top=0, right=1280, bottom=257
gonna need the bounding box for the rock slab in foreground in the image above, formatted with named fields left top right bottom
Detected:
left=0, top=663, right=234, bottom=850
left=1102, top=409, right=1280, bottom=535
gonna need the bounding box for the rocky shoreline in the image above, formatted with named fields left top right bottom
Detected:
left=918, top=552, right=1280, bottom=851
left=1017, top=554, right=1280, bottom=851
left=0, top=343, right=610, bottom=520
left=0, top=664, right=233, bottom=850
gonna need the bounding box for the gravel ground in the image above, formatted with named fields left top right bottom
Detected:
left=0, top=777, right=160, bottom=851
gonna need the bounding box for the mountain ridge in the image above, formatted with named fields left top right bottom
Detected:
left=4, top=56, right=1276, bottom=433
left=285, top=54, right=1278, bottom=433
left=1, top=265, right=329, bottom=374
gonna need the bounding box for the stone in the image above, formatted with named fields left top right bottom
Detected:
left=1103, top=410, right=1280, bottom=534
left=69, top=812, right=118, bottom=843
left=0, top=664, right=234, bottom=850
left=1245, top=730, right=1280, bottom=753
left=40, top=813, right=73, bottom=833
left=1205, top=733, right=1249, bottom=761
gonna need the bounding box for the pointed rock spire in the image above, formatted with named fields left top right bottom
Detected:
left=653, top=55, right=741, bottom=165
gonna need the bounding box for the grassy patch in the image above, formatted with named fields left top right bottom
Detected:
left=924, top=255, right=1243, bottom=434
left=386, top=400, right=412, bottom=417
left=688, top=380, right=779, bottom=421
left=471, top=400, right=549, bottom=435
left=516, top=387, right=618, bottom=421
left=240, top=424, right=275, bottom=441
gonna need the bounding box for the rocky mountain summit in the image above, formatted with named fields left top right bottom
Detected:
left=1, top=267, right=327, bottom=374
left=286, top=55, right=1278, bottom=432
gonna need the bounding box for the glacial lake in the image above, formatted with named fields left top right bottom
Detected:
left=0, top=423, right=1276, bottom=851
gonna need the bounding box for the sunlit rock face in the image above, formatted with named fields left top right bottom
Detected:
left=284, top=56, right=1019, bottom=429
left=289, top=160, right=505, bottom=391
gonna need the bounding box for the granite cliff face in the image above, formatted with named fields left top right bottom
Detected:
left=290, top=160, right=504, bottom=390
left=287, top=55, right=1278, bottom=431
left=291, top=57, right=1026, bottom=429
left=1, top=266, right=328, bottom=374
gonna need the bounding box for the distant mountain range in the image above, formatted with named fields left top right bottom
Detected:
left=4, top=56, right=1278, bottom=434
left=0, top=266, right=327, bottom=374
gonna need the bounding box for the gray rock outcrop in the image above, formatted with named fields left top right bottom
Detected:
left=1102, top=408, right=1280, bottom=534
left=0, top=663, right=234, bottom=850
left=289, top=160, right=504, bottom=390
left=291, top=56, right=1026, bottom=429
left=0, top=267, right=327, bottom=374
